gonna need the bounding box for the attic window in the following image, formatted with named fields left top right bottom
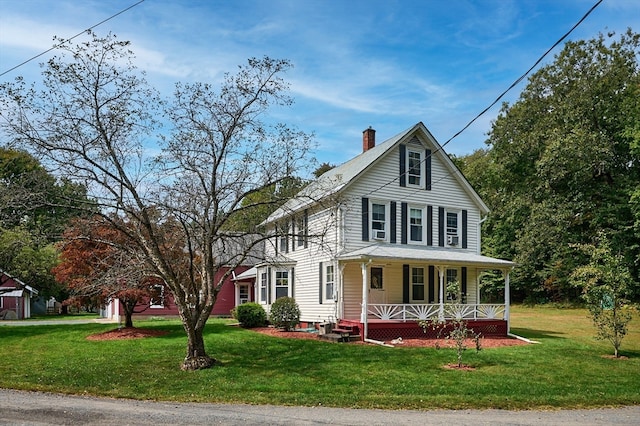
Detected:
left=408, top=151, right=422, bottom=185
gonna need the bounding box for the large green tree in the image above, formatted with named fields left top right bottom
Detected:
left=462, top=30, right=640, bottom=303
left=0, top=148, right=90, bottom=299
left=0, top=32, right=315, bottom=370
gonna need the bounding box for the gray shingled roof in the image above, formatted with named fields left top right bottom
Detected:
left=263, top=122, right=488, bottom=225
left=338, top=244, right=516, bottom=268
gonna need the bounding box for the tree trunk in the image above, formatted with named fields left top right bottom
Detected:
left=124, top=312, right=134, bottom=328
left=121, top=298, right=136, bottom=328
left=181, top=323, right=215, bottom=370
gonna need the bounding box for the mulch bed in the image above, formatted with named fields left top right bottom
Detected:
left=86, top=327, right=169, bottom=341
left=251, top=326, right=530, bottom=348
left=86, top=326, right=531, bottom=349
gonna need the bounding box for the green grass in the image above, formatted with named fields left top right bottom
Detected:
left=1, top=305, right=638, bottom=410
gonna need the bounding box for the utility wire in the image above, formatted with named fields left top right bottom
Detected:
left=360, top=0, right=604, bottom=201
left=0, top=0, right=145, bottom=77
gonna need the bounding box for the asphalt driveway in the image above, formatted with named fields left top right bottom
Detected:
left=1, top=389, right=639, bottom=425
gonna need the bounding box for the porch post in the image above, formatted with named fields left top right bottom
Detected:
left=361, top=261, right=369, bottom=340
left=338, top=264, right=346, bottom=320
left=438, top=266, right=445, bottom=320
left=361, top=262, right=368, bottom=323
left=504, top=269, right=511, bottom=333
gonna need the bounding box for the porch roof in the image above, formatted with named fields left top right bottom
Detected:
left=337, top=244, right=516, bottom=269
left=233, top=266, right=257, bottom=281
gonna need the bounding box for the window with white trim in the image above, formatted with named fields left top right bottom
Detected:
left=371, top=202, right=387, bottom=240
left=278, top=222, right=289, bottom=253
left=325, top=265, right=335, bottom=301
left=446, top=211, right=459, bottom=246
left=370, top=266, right=383, bottom=289
left=409, top=207, right=423, bottom=242
left=149, top=284, right=164, bottom=308
left=411, top=267, right=425, bottom=301
left=260, top=272, right=268, bottom=302
left=408, top=150, right=422, bottom=186
left=296, top=216, right=305, bottom=247
left=446, top=268, right=459, bottom=302
left=239, top=285, right=249, bottom=304
left=275, top=270, right=289, bottom=299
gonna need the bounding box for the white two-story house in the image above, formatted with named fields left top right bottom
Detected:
left=257, top=122, right=515, bottom=341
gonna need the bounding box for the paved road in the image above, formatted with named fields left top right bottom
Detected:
left=0, top=389, right=638, bottom=426
left=2, top=320, right=638, bottom=425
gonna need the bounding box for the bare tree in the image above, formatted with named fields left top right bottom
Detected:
left=0, top=32, right=315, bottom=370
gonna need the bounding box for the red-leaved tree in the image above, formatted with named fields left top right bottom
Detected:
left=53, top=216, right=163, bottom=327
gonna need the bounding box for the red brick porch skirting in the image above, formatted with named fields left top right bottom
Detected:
left=363, top=320, right=507, bottom=341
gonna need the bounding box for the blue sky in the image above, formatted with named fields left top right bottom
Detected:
left=0, top=0, right=638, bottom=166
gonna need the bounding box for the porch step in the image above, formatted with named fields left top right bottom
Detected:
left=316, top=321, right=360, bottom=343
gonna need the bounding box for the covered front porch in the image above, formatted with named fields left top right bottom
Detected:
left=336, top=244, right=515, bottom=342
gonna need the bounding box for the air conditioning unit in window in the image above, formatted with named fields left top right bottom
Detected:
left=447, top=235, right=459, bottom=246
left=373, top=230, right=386, bottom=240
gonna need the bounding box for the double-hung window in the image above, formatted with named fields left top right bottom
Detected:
left=260, top=272, right=268, bottom=302
left=150, top=284, right=165, bottom=308
left=446, top=211, right=459, bottom=246
left=371, top=203, right=386, bottom=240
left=408, top=150, right=422, bottom=186
left=275, top=270, right=289, bottom=299
left=239, top=285, right=249, bottom=304
left=411, top=267, right=425, bottom=301
left=296, top=216, right=305, bottom=247
left=409, top=207, right=423, bottom=242
left=325, top=265, right=335, bottom=301
left=278, top=222, right=289, bottom=253
left=446, top=268, right=459, bottom=302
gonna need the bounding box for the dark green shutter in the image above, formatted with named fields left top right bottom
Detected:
left=304, top=209, right=309, bottom=248
left=461, top=267, right=467, bottom=303
left=401, top=202, right=408, bottom=245
left=462, top=210, right=468, bottom=249
left=267, top=267, right=272, bottom=304
left=399, top=144, right=406, bottom=187
left=438, top=207, right=445, bottom=247
left=425, top=149, right=432, bottom=190
left=318, top=262, right=323, bottom=304
left=390, top=201, right=397, bottom=244
left=427, top=205, right=433, bottom=246
left=362, top=198, right=369, bottom=241
left=403, top=264, right=410, bottom=303
left=428, top=265, right=435, bottom=303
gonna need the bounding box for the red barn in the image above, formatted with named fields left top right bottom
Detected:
left=1, top=270, right=39, bottom=320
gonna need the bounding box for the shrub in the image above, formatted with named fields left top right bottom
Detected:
left=269, top=297, right=300, bottom=331
left=235, top=303, right=267, bottom=328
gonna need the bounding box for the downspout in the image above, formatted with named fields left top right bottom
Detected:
left=438, top=266, right=445, bottom=320
left=504, top=268, right=511, bottom=333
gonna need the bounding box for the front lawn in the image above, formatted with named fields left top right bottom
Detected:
left=0, top=305, right=638, bottom=410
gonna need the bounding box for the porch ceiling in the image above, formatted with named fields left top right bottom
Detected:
left=337, top=244, right=516, bottom=269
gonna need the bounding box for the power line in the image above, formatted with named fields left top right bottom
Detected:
left=0, top=0, right=145, bottom=77
left=360, top=0, right=604, bottom=201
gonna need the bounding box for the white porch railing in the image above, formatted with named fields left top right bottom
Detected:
left=366, top=303, right=506, bottom=321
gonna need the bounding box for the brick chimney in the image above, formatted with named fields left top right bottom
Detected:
left=362, top=127, right=375, bottom=152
